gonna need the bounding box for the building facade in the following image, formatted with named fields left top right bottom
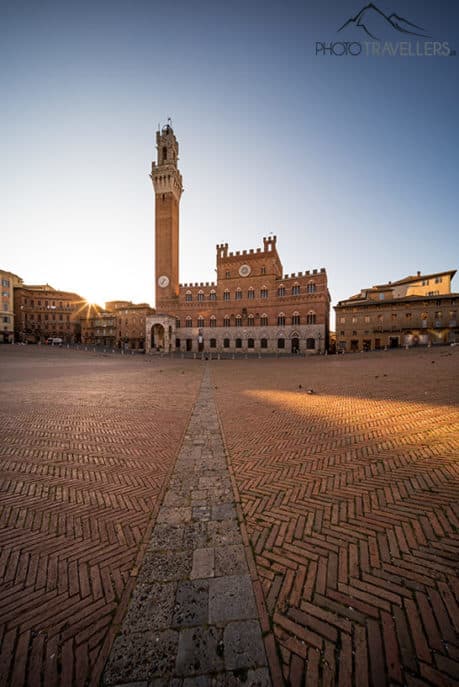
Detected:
left=146, top=125, right=330, bottom=354
left=335, top=270, right=458, bottom=352
left=80, top=308, right=117, bottom=347
left=13, top=284, right=88, bottom=344
left=106, top=301, right=155, bottom=349
left=1, top=270, right=23, bottom=343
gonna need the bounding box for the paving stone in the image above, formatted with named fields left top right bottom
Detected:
left=211, top=668, right=272, bottom=686
left=223, top=621, right=267, bottom=671
left=192, top=505, right=212, bottom=522
left=122, top=582, right=176, bottom=633
left=209, top=576, right=257, bottom=624
left=191, top=489, right=208, bottom=501
left=149, top=630, right=181, bottom=678
left=103, top=367, right=269, bottom=686
left=156, top=507, right=192, bottom=525
left=104, top=630, right=178, bottom=684
left=163, top=491, right=190, bottom=507
left=211, top=503, right=237, bottom=521
left=172, top=580, right=209, bottom=627
left=190, top=548, right=215, bottom=579
left=182, top=522, right=209, bottom=550
left=149, top=525, right=184, bottom=551
left=140, top=550, right=192, bottom=582
left=183, top=675, right=212, bottom=686
left=214, top=545, right=247, bottom=577
left=175, top=626, right=224, bottom=676
left=207, top=520, right=242, bottom=546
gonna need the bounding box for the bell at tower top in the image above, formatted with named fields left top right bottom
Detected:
left=150, top=121, right=183, bottom=201
left=154, top=122, right=179, bottom=167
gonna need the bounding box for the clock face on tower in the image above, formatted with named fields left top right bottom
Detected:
left=158, top=275, right=170, bottom=288
left=239, top=264, right=251, bottom=277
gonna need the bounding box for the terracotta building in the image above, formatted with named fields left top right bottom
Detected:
left=1, top=270, right=23, bottom=343
left=13, top=284, right=89, bottom=344
left=106, top=301, right=155, bottom=350
left=334, top=270, right=458, bottom=352
left=80, top=308, right=116, bottom=347
left=146, top=125, right=330, bottom=354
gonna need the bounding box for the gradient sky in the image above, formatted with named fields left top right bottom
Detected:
left=3, top=0, right=458, bottom=324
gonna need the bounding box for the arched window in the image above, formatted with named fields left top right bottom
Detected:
left=197, top=290, right=204, bottom=302
left=235, top=315, right=242, bottom=327
left=248, top=288, right=255, bottom=300
left=260, top=286, right=268, bottom=298
left=176, top=317, right=181, bottom=328
left=307, top=282, right=316, bottom=293
left=223, top=315, right=231, bottom=327
left=223, top=289, right=230, bottom=301
left=162, top=146, right=167, bottom=161
left=277, top=285, right=285, bottom=297
left=292, top=283, right=300, bottom=296
left=248, top=314, right=254, bottom=325
left=292, top=312, right=300, bottom=325
left=197, top=317, right=205, bottom=328
left=210, top=315, right=217, bottom=328
left=277, top=313, right=286, bottom=326
left=306, top=312, right=316, bottom=324
left=235, top=288, right=242, bottom=301
left=185, top=290, right=192, bottom=302
left=260, top=314, right=268, bottom=326
left=185, top=316, right=192, bottom=328
left=209, top=290, right=217, bottom=301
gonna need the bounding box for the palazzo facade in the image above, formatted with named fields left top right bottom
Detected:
left=146, top=125, right=330, bottom=355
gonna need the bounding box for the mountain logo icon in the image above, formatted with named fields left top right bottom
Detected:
left=338, top=3, right=430, bottom=40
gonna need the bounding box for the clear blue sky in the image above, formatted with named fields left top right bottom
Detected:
left=3, top=0, right=458, bottom=321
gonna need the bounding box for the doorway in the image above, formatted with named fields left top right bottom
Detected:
left=151, top=324, right=165, bottom=351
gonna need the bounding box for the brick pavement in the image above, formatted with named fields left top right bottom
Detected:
left=1, top=346, right=459, bottom=686
left=0, top=347, right=202, bottom=687
left=103, top=366, right=270, bottom=686
left=213, top=348, right=459, bottom=686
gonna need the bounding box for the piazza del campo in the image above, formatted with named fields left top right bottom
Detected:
left=1, top=128, right=458, bottom=687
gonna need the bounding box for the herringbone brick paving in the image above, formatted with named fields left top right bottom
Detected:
left=213, top=348, right=459, bottom=687
left=0, top=347, right=202, bottom=687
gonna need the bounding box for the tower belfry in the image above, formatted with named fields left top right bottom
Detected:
left=150, top=124, right=183, bottom=307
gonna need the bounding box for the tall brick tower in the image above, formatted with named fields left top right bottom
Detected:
left=150, top=123, right=183, bottom=308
